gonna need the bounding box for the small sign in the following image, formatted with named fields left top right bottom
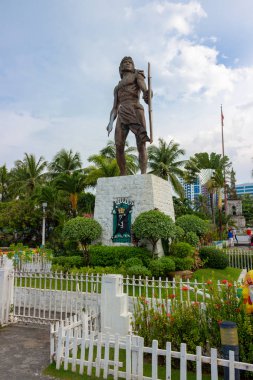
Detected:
left=112, top=199, right=134, bottom=243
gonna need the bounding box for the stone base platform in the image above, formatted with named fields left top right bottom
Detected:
left=94, top=174, right=175, bottom=248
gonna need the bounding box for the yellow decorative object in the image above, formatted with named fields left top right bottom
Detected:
left=241, top=270, right=253, bottom=314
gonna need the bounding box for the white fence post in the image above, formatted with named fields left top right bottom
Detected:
left=101, top=274, right=132, bottom=336
left=0, top=257, right=14, bottom=326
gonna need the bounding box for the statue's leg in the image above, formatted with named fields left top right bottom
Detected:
left=130, top=124, right=148, bottom=174
left=136, top=138, right=147, bottom=174
left=115, top=123, right=128, bottom=176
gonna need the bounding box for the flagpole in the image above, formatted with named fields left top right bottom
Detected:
left=221, top=104, right=228, bottom=215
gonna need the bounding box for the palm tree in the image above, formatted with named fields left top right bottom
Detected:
left=147, top=138, right=186, bottom=197
left=184, top=152, right=231, bottom=225
left=85, top=155, right=120, bottom=186
left=100, top=140, right=138, bottom=175
left=10, top=153, right=47, bottom=196
left=54, top=171, right=87, bottom=216
left=48, top=149, right=82, bottom=176
left=0, top=165, right=10, bottom=201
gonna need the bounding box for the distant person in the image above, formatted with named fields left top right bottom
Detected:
left=232, top=228, right=238, bottom=245
left=227, top=228, right=234, bottom=247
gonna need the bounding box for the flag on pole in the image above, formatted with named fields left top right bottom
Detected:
left=221, top=105, right=224, bottom=126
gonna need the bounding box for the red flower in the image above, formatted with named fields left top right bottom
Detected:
left=167, top=313, right=171, bottom=317
left=182, top=286, right=190, bottom=291
left=228, top=282, right=233, bottom=287
left=206, top=280, right=212, bottom=285
left=168, top=294, right=176, bottom=299
left=221, top=279, right=228, bottom=284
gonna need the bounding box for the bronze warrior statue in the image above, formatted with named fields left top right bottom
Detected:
left=106, top=57, right=151, bottom=175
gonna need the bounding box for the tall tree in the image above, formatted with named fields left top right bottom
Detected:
left=100, top=140, right=138, bottom=174
left=184, top=152, right=231, bottom=226
left=48, top=149, right=82, bottom=176
left=54, top=171, right=87, bottom=216
left=10, top=153, right=47, bottom=196
left=147, top=138, right=186, bottom=197
left=0, top=165, right=10, bottom=201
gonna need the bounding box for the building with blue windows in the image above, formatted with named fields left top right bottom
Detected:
left=178, top=177, right=202, bottom=202
left=236, top=183, right=253, bottom=196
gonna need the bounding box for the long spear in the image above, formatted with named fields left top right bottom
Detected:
left=221, top=104, right=228, bottom=215
left=148, top=62, right=153, bottom=144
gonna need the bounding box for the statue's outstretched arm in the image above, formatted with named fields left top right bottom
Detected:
left=106, top=87, right=118, bottom=136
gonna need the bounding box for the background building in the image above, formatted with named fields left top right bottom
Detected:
left=236, top=183, right=253, bottom=197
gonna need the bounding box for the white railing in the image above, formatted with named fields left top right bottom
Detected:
left=122, top=275, right=240, bottom=303
left=13, top=271, right=101, bottom=323
left=13, top=255, right=52, bottom=272
left=13, top=271, right=242, bottom=324
left=52, top=329, right=253, bottom=379
left=226, top=248, right=253, bottom=270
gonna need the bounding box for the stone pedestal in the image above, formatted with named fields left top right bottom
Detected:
left=94, top=174, right=175, bottom=250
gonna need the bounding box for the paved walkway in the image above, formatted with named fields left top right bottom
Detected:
left=0, top=323, right=55, bottom=380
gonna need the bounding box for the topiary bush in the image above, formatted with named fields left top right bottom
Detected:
left=199, top=246, right=223, bottom=260
left=62, top=216, right=102, bottom=265
left=205, top=252, right=228, bottom=269
left=170, top=242, right=194, bottom=258
left=199, top=246, right=228, bottom=269
left=149, top=257, right=175, bottom=278
left=184, top=231, right=199, bottom=247
left=173, top=257, right=194, bottom=271
left=132, top=210, right=176, bottom=257
left=126, top=265, right=151, bottom=277
left=176, top=214, right=209, bottom=237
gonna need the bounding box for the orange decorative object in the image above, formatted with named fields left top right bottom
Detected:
left=241, top=270, right=253, bottom=314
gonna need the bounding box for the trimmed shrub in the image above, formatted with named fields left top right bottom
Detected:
left=176, top=214, right=209, bottom=237
left=199, top=246, right=228, bottom=269
left=126, top=265, right=151, bottom=277
left=184, top=231, right=199, bottom=247
left=159, top=257, right=176, bottom=275
left=205, top=252, right=228, bottom=269
left=170, top=242, right=194, bottom=258
left=199, top=246, right=222, bottom=261
left=149, top=257, right=175, bottom=278
left=173, top=257, right=194, bottom=271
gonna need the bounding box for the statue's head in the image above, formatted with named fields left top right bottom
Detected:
left=119, top=56, right=135, bottom=78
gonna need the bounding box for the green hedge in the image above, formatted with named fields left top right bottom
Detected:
left=89, top=246, right=152, bottom=267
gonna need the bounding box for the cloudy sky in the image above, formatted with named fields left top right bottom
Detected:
left=0, top=0, right=253, bottom=183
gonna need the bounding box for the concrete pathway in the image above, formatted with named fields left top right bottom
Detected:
left=0, top=323, right=55, bottom=380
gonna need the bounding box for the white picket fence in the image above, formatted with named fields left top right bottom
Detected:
left=51, top=314, right=253, bottom=380
left=226, top=248, right=253, bottom=270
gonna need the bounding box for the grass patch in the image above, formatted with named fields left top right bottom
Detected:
left=44, top=360, right=220, bottom=380
left=192, top=267, right=241, bottom=283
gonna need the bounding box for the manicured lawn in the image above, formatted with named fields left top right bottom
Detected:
left=192, top=267, right=242, bottom=283
left=44, top=360, right=220, bottom=380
